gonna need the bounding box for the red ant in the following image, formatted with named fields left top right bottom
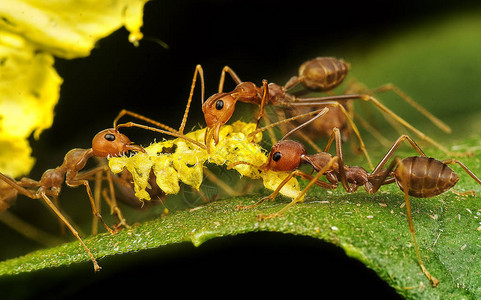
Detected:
left=277, top=57, right=451, bottom=138
left=0, top=128, right=144, bottom=271
left=229, top=126, right=481, bottom=287
left=202, top=57, right=457, bottom=162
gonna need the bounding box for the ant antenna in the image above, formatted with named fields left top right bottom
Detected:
left=142, top=36, right=170, bottom=50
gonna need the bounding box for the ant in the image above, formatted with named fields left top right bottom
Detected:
left=0, top=128, right=144, bottom=271
left=229, top=126, right=481, bottom=287
left=277, top=57, right=451, bottom=139
left=111, top=64, right=207, bottom=150
left=202, top=57, right=458, bottom=161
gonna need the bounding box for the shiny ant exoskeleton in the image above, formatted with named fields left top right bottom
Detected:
left=229, top=127, right=481, bottom=286
left=202, top=57, right=458, bottom=162
left=0, top=128, right=144, bottom=271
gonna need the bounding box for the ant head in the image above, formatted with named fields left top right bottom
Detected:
left=202, top=93, right=237, bottom=128
left=202, top=92, right=237, bottom=144
left=92, top=129, right=145, bottom=157
left=262, top=140, right=307, bottom=172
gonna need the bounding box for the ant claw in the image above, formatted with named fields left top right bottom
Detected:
left=235, top=203, right=256, bottom=211
left=93, top=263, right=102, bottom=272
left=256, top=213, right=279, bottom=221
left=235, top=205, right=247, bottom=211
left=110, top=224, right=123, bottom=234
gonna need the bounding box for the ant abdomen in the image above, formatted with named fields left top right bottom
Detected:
left=394, top=156, right=459, bottom=198
left=298, top=57, right=349, bottom=91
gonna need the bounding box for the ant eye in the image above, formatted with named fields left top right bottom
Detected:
left=272, top=152, right=282, bottom=162
left=104, top=133, right=116, bottom=141
left=215, top=99, right=224, bottom=110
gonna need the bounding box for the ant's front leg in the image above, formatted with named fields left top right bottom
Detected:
left=236, top=169, right=302, bottom=211
left=258, top=157, right=339, bottom=221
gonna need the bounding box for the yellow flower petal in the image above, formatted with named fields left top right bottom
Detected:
left=0, top=0, right=148, bottom=177
left=0, top=0, right=148, bottom=58
left=0, top=31, right=61, bottom=139
left=261, top=171, right=303, bottom=200
left=0, top=138, right=35, bottom=177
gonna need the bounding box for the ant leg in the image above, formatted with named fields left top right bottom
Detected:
left=371, top=134, right=426, bottom=175
left=442, top=159, right=481, bottom=196
left=193, top=186, right=211, bottom=203
left=204, top=168, right=242, bottom=197
left=235, top=168, right=336, bottom=210
left=351, top=95, right=459, bottom=157
left=91, top=170, right=102, bottom=235
left=113, top=109, right=178, bottom=133
left=368, top=83, right=451, bottom=134
left=0, top=173, right=38, bottom=199
left=290, top=100, right=373, bottom=169
left=449, top=189, right=476, bottom=197
left=321, top=128, right=354, bottom=193
left=283, top=74, right=303, bottom=91
left=368, top=134, right=428, bottom=194
left=274, top=107, right=323, bottom=152
left=442, top=159, right=481, bottom=185
left=104, top=170, right=130, bottom=229
left=369, top=158, right=399, bottom=194
left=256, top=111, right=280, bottom=146
left=0, top=175, right=73, bottom=236
left=0, top=210, right=63, bottom=247
left=396, top=160, right=440, bottom=286
left=293, top=94, right=465, bottom=157
left=77, top=166, right=129, bottom=231
left=0, top=182, right=16, bottom=213
left=248, top=107, right=330, bottom=141
left=218, top=65, right=243, bottom=93
left=235, top=169, right=300, bottom=211
left=67, top=177, right=115, bottom=234
left=179, top=64, right=205, bottom=134
left=352, top=113, right=392, bottom=147
left=258, top=157, right=339, bottom=220
left=52, top=195, right=67, bottom=236
left=40, top=192, right=101, bottom=272
left=254, top=80, right=269, bottom=131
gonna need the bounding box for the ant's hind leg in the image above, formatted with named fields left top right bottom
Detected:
left=442, top=159, right=481, bottom=186
left=442, top=159, right=481, bottom=196
left=368, top=83, right=451, bottom=134
left=396, top=161, right=440, bottom=286
left=371, top=134, right=426, bottom=175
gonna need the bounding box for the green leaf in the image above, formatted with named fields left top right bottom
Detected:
left=0, top=133, right=481, bottom=299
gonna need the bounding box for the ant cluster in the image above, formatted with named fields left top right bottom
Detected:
left=1, top=57, right=480, bottom=287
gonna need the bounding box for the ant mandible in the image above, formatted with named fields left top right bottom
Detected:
left=0, top=128, right=144, bottom=271
left=229, top=127, right=481, bottom=287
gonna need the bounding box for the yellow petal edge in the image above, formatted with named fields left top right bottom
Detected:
left=0, top=0, right=148, bottom=177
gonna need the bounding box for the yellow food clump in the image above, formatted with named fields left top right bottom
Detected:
left=108, top=121, right=302, bottom=201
